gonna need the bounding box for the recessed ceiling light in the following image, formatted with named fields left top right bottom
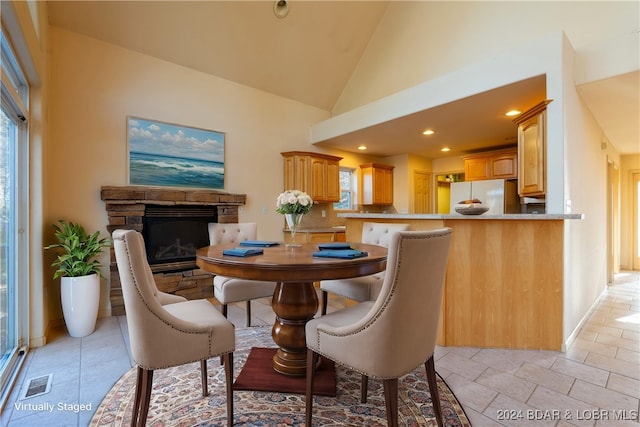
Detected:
left=441, top=147, right=450, bottom=152
left=505, top=110, right=521, bottom=117
left=422, top=129, right=435, bottom=135
left=357, top=145, right=367, bottom=150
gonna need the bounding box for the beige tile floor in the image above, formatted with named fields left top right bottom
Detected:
left=1, top=272, right=638, bottom=426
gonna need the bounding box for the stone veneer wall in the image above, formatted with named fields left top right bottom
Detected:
left=101, top=186, right=246, bottom=316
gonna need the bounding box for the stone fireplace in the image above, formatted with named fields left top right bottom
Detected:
left=101, top=186, right=246, bottom=316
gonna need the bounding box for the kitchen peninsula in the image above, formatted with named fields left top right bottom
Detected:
left=339, top=213, right=583, bottom=351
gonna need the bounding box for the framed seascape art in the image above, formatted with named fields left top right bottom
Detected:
left=127, top=117, right=225, bottom=189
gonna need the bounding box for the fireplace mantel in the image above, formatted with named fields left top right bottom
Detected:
left=101, top=185, right=246, bottom=315
left=101, top=184, right=246, bottom=210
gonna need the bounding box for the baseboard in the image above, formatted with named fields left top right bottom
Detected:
left=36, top=318, right=65, bottom=348
left=563, top=287, right=608, bottom=351
left=29, top=335, right=46, bottom=348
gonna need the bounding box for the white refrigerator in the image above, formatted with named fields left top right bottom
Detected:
left=449, top=179, right=519, bottom=215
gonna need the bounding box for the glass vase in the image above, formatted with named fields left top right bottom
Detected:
left=284, top=213, right=303, bottom=247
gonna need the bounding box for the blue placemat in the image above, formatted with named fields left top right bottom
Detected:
left=313, top=250, right=368, bottom=259
left=317, top=243, right=352, bottom=250
left=223, top=247, right=264, bottom=257
left=239, top=240, right=280, bottom=247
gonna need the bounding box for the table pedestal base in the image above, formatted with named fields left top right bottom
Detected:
left=271, top=281, right=318, bottom=376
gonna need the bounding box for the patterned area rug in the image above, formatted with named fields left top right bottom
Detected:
left=91, top=326, right=471, bottom=426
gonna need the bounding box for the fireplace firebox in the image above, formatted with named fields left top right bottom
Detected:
left=143, top=205, right=217, bottom=273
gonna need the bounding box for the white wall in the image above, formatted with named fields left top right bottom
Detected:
left=561, top=34, right=613, bottom=347
left=46, top=27, right=334, bottom=319
left=314, top=32, right=568, bottom=212
left=335, top=1, right=638, bottom=115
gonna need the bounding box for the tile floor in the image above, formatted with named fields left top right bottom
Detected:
left=1, top=272, right=638, bottom=426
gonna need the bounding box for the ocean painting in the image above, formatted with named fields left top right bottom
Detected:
left=128, top=117, right=225, bottom=189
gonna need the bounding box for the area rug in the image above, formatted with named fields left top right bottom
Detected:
left=90, top=326, right=471, bottom=426
left=233, top=347, right=336, bottom=396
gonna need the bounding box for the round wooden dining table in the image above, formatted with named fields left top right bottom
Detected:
left=196, top=242, right=387, bottom=376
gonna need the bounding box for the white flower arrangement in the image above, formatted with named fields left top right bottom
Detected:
left=276, top=190, right=314, bottom=215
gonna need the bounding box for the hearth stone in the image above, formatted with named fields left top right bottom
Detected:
left=101, top=186, right=246, bottom=316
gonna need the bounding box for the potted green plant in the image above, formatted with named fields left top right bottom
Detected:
left=45, top=220, right=111, bottom=337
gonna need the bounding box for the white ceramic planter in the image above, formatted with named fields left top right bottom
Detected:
left=61, top=274, right=100, bottom=337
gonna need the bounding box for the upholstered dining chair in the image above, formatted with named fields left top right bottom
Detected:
left=112, top=229, right=235, bottom=427
left=319, top=222, right=410, bottom=315
left=306, top=228, right=453, bottom=427
left=208, top=222, right=277, bottom=327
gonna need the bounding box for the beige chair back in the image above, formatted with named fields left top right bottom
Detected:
left=318, top=222, right=411, bottom=310
left=206, top=222, right=276, bottom=327
left=113, top=229, right=234, bottom=369
left=113, top=229, right=171, bottom=367
left=208, top=222, right=257, bottom=245
left=308, top=229, right=452, bottom=378
left=361, top=222, right=410, bottom=247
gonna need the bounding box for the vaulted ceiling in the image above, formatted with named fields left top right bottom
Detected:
left=48, top=0, right=388, bottom=111
left=48, top=1, right=638, bottom=158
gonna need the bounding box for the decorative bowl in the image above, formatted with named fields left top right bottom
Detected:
left=454, top=205, right=490, bottom=215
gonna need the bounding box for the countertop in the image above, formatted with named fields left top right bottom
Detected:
left=338, top=213, right=584, bottom=220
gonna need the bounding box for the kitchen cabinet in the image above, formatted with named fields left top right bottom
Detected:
left=283, top=229, right=346, bottom=244
left=282, top=151, right=342, bottom=203
left=464, top=148, right=517, bottom=181
left=360, top=163, right=393, bottom=205
left=464, top=156, right=491, bottom=181
left=491, top=150, right=518, bottom=179
left=513, top=100, right=551, bottom=196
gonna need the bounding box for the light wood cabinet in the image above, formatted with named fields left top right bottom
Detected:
left=513, top=100, right=551, bottom=196
left=491, top=151, right=518, bottom=179
left=282, top=151, right=342, bottom=203
left=360, top=163, right=393, bottom=205
left=464, top=148, right=517, bottom=181
left=283, top=230, right=345, bottom=244
left=464, top=156, right=491, bottom=181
